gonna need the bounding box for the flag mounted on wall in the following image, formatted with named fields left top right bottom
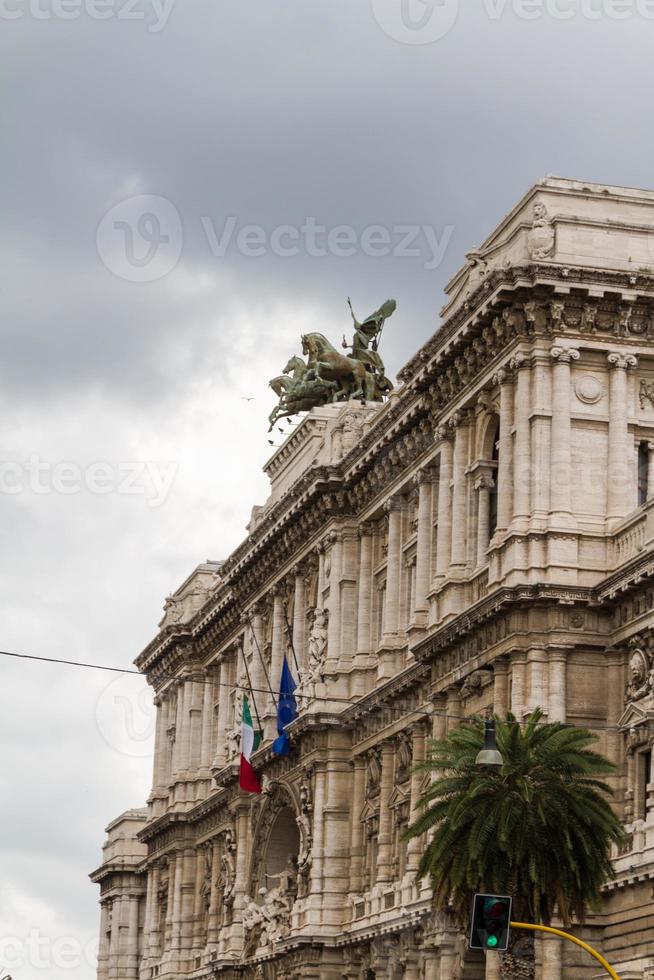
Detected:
left=239, top=695, right=262, bottom=794
left=272, top=656, right=298, bottom=756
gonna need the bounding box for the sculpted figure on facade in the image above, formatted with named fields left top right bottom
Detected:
left=626, top=648, right=653, bottom=702
left=527, top=202, right=555, bottom=260
left=297, top=607, right=328, bottom=698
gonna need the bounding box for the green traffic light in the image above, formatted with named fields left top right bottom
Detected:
left=486, top=935, right=499, bottom=948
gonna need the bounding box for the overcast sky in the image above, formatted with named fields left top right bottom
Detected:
left=2, top=2, right=654, bottom=977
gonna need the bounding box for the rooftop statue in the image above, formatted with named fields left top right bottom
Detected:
left=268, top=298, right=396, bottom=430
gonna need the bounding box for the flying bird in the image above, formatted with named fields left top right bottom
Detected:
left=241, top=397, right=255, bottom=402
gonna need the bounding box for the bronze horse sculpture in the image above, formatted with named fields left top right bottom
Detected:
left=301, top=333, right=376, bottom=402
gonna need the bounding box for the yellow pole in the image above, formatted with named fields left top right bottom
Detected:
left=510, top=921, right=620, bottom=980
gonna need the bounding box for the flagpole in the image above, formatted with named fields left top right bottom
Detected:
left=245, top=612, right=278, bottom=711
left=240, top=641, right=263, bottom=737
left=281, top=600, right=301, bottom=679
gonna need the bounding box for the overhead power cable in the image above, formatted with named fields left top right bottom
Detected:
left=0, top=648, right=628, bottom=732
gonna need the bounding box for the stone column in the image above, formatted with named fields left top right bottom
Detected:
left=494, top=366, right=515, bottom=534
left=247, top=608, right=265, bottom=724
left=170, top=851, right=184, bottom=953
left=450, top=413, right=471, bottom=572
left=151, top=697, right=165, bottom=794
left=180, top=847, right=197, bottom=953
left=510, top=651, right=527, bottom=720
left=192, top=847, right=205, bottom=951
left=97, top=902, right=110, bottom=980
left=492, top=657, right=510, bottom=717
left=406, top=725, right=427, bottom=873
left=356, top=524, right=374, bottom=658
left=550, top=346, right=580, bottom=520
left=207, top=838, right=222, bottom=947
left=326, top=532, right=343, bottom=668
left=126, top=894, right=140, bottom=980
left=541, top=932, right=563, bottom=979
left=607, top=352, right=638, bottom=523
left=414, top=468, right=434, bottom=618
left=147, top=864, right=161, bottom=959
left=228, top=806, right=250, bottom=951
left=475, top=472, right=495, bottom=565
left=213, top=653, right=232, bottom=768
left=511, top=353, right=531, bottom=527
left=376, top=741, right=395, bottom=883
left=446, top=686, right=462, bottom=734
left=170, top=682, right=183, bottom=779
left=548, top=647, right=568, bottom=723
left=187, top=676, right=204, bottom=772
left=269, top=589, right=286, bottom=722
left=200, top=670, right=215, bottom=771
left=292, top=566, right=307, bottom=671
left=309, top=765, right=327, bottom=901
left=435, top=427, right=454, bottom=578
left=348, top=758, right=366, bottom=895
left=383, top=497, right=404, bottom=640
left=527, top=646, right=548, bottom=714
left=531, top=350, right=553, bottom=522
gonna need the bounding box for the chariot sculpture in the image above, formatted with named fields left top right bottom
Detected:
left=268, top=298, right=396, bottom=430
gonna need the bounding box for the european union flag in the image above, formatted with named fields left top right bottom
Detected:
left=272, top=655, right=298, bottom=756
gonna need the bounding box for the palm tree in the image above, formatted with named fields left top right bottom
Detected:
left=404, top=709, right=624, bottom=927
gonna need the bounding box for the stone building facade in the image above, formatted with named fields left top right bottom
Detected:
left=91, top=176, right=654, bottom=978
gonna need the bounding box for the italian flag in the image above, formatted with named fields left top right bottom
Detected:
left=239, top=696, right=262, bottom=794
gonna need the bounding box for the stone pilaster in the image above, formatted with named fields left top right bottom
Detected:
left=292, top=565, right=307, bottom=670
left=474, top=472, right=494, bottom=565
left=450, top=413, right=471, bottom=572
left=435, top=426, right=454, bottom=578
left=147, top=863, right=161, bottom=960
left=607, top=352, right=638, bottom=523
left=200, top=669, right=215, bottom=771
left=547, top=646, right=569, bottom=723
left=383, top=497, right=404, bottom=640
left=494, top=366, right=514, bottom=534
left=406, top=725, right=427, bottom=873
left=492, top=657, right=510, bottom=717
left=510, top=651, right=527, bottom=720
left=531, top=349, right=552, bottom=523
left=376, top=741, right=395, bottom=883
left=269, top=589, right=286, bottom=728
left=648, top=442, right=654, bottom=500
left=206, top=838, right=222, bottom=947
left=97, top=901, right=110, bottom=980
left=511, top=353, right=532, bottom=528
left=527, top=646, right=548, bottom=714
left=549, top=346, right=580, bottom=522
left=355, top=524, right=374, bottom=660
left=326, top=532, right=343, bottom=669
left=348, top=757, right=366, bottom=895
left=414, top=468, right=434, bottom=620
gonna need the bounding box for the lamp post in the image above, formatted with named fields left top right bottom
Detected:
left=475, top=719, right=503, bottom=768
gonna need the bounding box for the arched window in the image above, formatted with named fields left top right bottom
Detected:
left=638, top=442, right=649, bottom=506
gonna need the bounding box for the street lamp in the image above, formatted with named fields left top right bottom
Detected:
left=475, top=719, right=504, bottom=767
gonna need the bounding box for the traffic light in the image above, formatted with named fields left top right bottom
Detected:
left=469, top=893, right=512, bottom=951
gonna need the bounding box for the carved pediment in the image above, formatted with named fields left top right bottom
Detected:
left=618, top=701, right=654, bottom=732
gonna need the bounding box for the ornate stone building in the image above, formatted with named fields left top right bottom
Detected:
left=91, top=176, right=654, bottom=978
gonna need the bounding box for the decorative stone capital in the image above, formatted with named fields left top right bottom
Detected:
left=551, top=346, right=580, bottom=364
left=509, top=352, right=529, bottom=372
left=474, top=473, right=495, bottom=492
left=358, top=522, right=375, bottom=538
left=415, top=466, right=435, bottom=487
left=608, top=352, right=638, bottom=371
left=492, top=366, right=513, bottom=387
left=436, top=422, right=454, bottom=443
left=385, top=494, right=405, bottom=514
